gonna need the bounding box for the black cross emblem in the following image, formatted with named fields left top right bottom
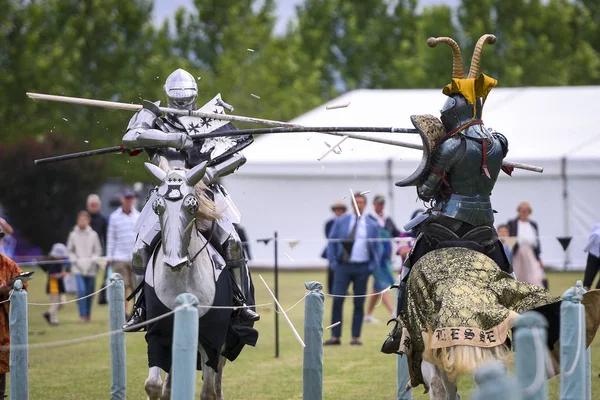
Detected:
left=187, top=122, right=201, bottom=134
left=200, top=117, right=212, bottom=128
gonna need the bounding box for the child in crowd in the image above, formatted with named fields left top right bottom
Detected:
left=497, top=224, right=513, bottom=264
left=42, top=243, right=69, bottom=326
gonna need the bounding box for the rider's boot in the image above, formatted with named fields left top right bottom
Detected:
left=123, top=279, right=146, bottom=332
left=381, top=281, right=406, bottom=354
left=224, top=236, right=260, bottom=324
left=382, top=257, right=413, bottom=354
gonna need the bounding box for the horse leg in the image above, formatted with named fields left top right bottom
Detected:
left=160, top=369, right=171, bottom=400
left=213, top=355, right=227, bottom=400
left=145, top=366, right=163, bottom=400
left=199, top=346, right=218, bottom=400
left=440, top=369, right=461, bottom=400
left=421, top=361, right=446, bottom=400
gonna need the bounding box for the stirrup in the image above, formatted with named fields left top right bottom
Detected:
left=381, top=318, right=403, bottom=355
left=233, top=300, right=260, bottom=324
left=122, top=306, right=146, bottom=332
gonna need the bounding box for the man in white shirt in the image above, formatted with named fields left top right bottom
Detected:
left=324, top=193, right=383, bottom=346
left=106, top=188, right=140, bottom=314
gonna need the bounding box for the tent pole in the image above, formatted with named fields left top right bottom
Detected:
left=561, top=157, right=570, bottom=270
left=386, top=159, right=395, bottom=220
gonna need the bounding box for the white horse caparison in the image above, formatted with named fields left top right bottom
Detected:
left=143, top=161, right=228, bottom=400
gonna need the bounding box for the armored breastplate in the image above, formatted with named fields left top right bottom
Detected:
left=447, top=125, right=503, bottom=195
left=435, top=124, right=504, bottom=226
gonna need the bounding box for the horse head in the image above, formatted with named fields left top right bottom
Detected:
left=144, top=161, right=207, bottom=270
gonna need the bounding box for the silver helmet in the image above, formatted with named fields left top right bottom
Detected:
left=164, top=68, right=198, bottom=110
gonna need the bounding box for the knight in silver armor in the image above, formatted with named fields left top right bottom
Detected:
left=121, top=68, right=259, bottom=331
left=381, top=34, right=513, bottom=354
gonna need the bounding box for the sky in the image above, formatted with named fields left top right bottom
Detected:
left=153, top=0, right=460, bottom=34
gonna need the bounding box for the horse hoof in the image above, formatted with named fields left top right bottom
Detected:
left=429, top=376, right=446, bottom=400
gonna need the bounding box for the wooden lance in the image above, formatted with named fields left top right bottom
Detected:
left=26, top=92, right=543, bottom=173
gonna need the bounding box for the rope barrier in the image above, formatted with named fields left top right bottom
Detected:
left=12, top=233, right=588, bottom=265
left=0, top=292, right=13, bottom=305
left=27, top=281, right=115, bottom=306
left=2, top=305, right=185, bottom=351
left=323, top=287, right=391, bottom=298
left=274, top=291, right=310, bottom=315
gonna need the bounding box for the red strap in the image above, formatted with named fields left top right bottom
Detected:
left=482, top=139, right=491, bottom=179
left=429, top=165, right=457, bottom=195
left=502, top=165, right=514, bottom=176
left=444, top=119, right=483, bottom=140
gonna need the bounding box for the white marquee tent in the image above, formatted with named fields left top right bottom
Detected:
left=223, top=86, right=600, bottom=270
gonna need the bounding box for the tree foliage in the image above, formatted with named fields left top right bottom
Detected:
left=0, top=133, right=107, bottom=253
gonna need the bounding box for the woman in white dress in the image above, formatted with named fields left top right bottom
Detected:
left=507, top=201, right=545, bottom=288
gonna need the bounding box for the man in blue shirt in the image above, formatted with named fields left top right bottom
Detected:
left=324, top=192, right=383, bottom=346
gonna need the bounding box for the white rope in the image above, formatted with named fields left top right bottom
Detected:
left=563, top=306, right=585, bottom=376
left=284, top=292, right=310, bottom=313
left=0, top=292, right=13, bottom=305
left=274, top=291, right=310, bottom=315
left=28, top=281, right=115, bottom=306
left=324, top=286, right=391, bottom=298
left=2, top=305, right=185, bottom=351
left=521, top=327, right=547, bottom=397
left=17, top=256, right=109, bottom=267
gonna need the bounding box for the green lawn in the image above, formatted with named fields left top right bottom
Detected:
left=9, top=270, right=600, bottom=399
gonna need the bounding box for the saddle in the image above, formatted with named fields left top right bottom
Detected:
left=423, top=223, right=498, bottom=256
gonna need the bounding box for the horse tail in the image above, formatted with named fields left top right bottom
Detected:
left=422, top=331, right=512, bottom=383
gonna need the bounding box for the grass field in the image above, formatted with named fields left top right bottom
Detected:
left=8, top=269, right=600, bottom=399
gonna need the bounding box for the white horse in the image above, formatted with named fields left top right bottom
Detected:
left=142, top=160, right=231, bottom=400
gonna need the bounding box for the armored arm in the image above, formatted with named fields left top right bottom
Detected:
left=488, top=128, right=512, bottom=174
left=202, top=152, right=247, bottom=185
left=417, top=137, right=465, bottom=201
left=487, top=127, right=508, bottom=157
left=122, top=101, right=193, bottom=150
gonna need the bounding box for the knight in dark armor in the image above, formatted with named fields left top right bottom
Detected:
left=121, top=68, right=260, bottom=331
left=382, top=34, right=514, bottom=353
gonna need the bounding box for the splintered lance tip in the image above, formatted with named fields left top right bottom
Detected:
left=326, top=321, right=341, bottom=330
left=258, top=275, right=306, bottom=348
left=326, top=102, right=350, bottom=110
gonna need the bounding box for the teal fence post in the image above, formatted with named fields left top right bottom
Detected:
left=514, top=311, right=548, bottom=400
left=560, top=281, right=586, bottom=400
left=109, top=273, right=126, bottom=400
left=171, top=293, right=199, bottom=400
left=586, top=347, right=591, bottom=400
left=303, top=281, right=324, bottom=400
left=9, top=280, right=28, bottom=400
left=394, top=286, right=411, bottom=399
left=472, top=360, right=521, bottom=400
